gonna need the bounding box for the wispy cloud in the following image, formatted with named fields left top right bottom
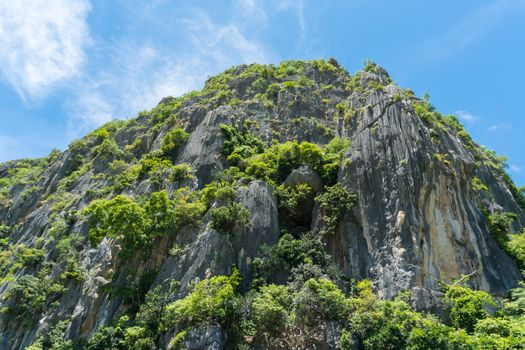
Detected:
left=420, top=0, right=525, bottom=61
left=456, top=110, right=480, bottom=123
left=0, top=0, right=92, bottom=101
left=66, top=2, right=276, bottom=136
left=0, top=0, right=306, bottom=137
left=488, top=124, right=512, bottom=131
left=236, top=0, right=268, bottom=25
left=277, top=0, right=307, bottom=45
left=182, top=9, right=270, bottom=65
left=510, top=164, right=522, bottom=173
left=66, top=45, right=207, bottom=137
left=65, top=90, right=115, bottom=136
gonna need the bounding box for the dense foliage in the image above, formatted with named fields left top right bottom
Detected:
left=29, top=271, right=525, bottom=350
left=220, top=122, right=350, bottom=186
left=316, top=183, right=356, bottom=235
left=3, top=59, right=525, bottom=350
left=83, top=189, right=206, bottom=256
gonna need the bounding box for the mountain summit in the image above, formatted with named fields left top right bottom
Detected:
left=0, top=59, right=524, bottom=349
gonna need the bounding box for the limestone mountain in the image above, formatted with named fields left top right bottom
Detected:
left=0, top=59, right=524, bottom=349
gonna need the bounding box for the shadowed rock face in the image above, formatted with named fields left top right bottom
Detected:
left=336, top=88, right=523, bottom=298
left=0, top=59, right=523, bottom=348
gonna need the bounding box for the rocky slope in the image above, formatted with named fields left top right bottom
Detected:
left=0, top=59, right=524, bottom=349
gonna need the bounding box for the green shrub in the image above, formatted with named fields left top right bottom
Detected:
left=266, top=83, right=280, bottom=100
left=220, top=123, right=264, bottom=166
left=5, top=269, right=65, bottom=327
left=406, top=317, right=455, bottom=350
left=138, top=152, right=192, bottom=185
left=167, top=268, right=241, bottom=326
left=169, top=330, right=187, bottom=349
left=339, top=329, right=353, bottom=349
left=90, top=127, right=110, bottom=141
left=350, top=292, right=421, bottom=350
left=507, top=230, right=525, bottom=270
left=251, top=233, right=333, bottom=287
left=84, top=189, right=207, bottom=256
left=316, top=183, right=356, bottom=234
left=84, top=195, right=150, bottom=254
left=471, top=177, right=489, bottom=192
left=150, top=100, right=180, bottom=123
left=219, top=126, right=350, bottom=187
left=170, top=163, right=193, bottom=182
left=144, top=190, right=176, bottom=233
left=172, top=190, right=206, bottom=229
left=122, top=326, right=155, bottom=349
left=112, top=164, right=140, bottom=192
left=486, top=211, right=518, bottom=247
left=138, top=153, right=173, bottom=179
left=92, top=137, right=124, bottom=161
left=136, top=280, right=180, bottom=334
left=87, top=317, right=128, bottom=350
left=251, top=284, right=291, bottom=336
left=502, top=282, right=525, bottom=315
left=444, top=284, right=496, bottom=333
left=321, top=137, right=350, bottom=184
left=276, top=183, right=314, bottom=214
left=106, top=270, right=158, bottom=309
left=0, top=224, right=12, bottom=237
left=294, top=278, right=348, bottom=325
left=161, top=128, right=189, bottom=158
left=90, top=280, right=179, bottom=349
left=210, top=202, right=250, bottom=234
left=244, top=138, right=348, bottom=185
left=56, top=233, right=85, bottom=282
left=15, top=245, right=45, bottom=268
left=26, top=320, right=74, bottom=350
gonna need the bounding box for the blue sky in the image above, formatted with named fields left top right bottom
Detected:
left=0, top=0, right=524, bottom=185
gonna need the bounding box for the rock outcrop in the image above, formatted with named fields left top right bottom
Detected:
left=0, top=59, right=523, bottom=349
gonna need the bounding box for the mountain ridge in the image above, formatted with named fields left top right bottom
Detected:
left=0, top=58, right=524, bottom=349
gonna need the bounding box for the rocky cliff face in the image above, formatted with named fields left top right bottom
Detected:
left=0, top=59, right=523, bottom=349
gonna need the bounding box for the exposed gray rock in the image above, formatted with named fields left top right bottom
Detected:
left=0, top=59, right=523, bottom=349
left=284, top=166, right=323, bottom=193
left=411, top=287, right=451, bottom=324
left=153, top=180, right=279, bottom=297
left=329, top=89, right=523, bottom=298
left=182, top=323, right=225, bottom=350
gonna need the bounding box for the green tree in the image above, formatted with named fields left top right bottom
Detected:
left=83, top=195, right=150, bottom=255
left=486, top=211, right=517, bottom=247
left=251, top=284, right=291, bottom=336
left=316, top=183, right=356, bottom=234
left=294, top=278, right=348, bottom=325
left=167, top=268, right=241, bottom=326
left=161, top=128, right=189, bottom=158
left=209, top=202, right=250, bottom=234
left=444, top=284, right=496, bottom=333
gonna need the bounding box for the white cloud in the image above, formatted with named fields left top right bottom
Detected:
left=277, top=0, right=306, bottom=44
left=456, top=110, right=480, bottom=123
left=182, top=10, right=270, bottom=65
left=510, top=164, right=522, bottom=173
left=66, top=45, right=206, bottom=137
left=236, top=0, right=268, bottom=24
left=66, top=90, right=114, bottom=135
left=66, top=4, right=276, bottom=136
left=0, top=0, right=307, bottom=137
left=488, top=124, right=512, bottom=131
left=0, top=0, right=92, bottom=101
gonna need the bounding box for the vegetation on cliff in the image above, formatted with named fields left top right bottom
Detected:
left=0, top=58, right=524, bottom=349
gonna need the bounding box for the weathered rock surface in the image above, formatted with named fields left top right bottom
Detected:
left=0, top=59, right=523, bottom=349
